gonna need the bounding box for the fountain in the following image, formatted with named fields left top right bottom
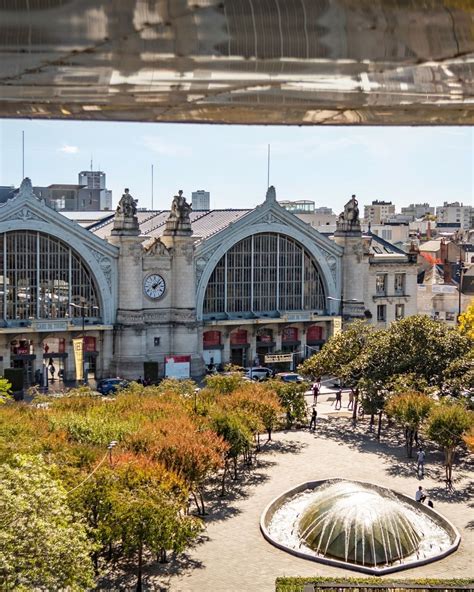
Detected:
left=261, top=479, right=460, bottom=575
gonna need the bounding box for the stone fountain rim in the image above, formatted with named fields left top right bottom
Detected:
left=260, top=478, right=461, bottom=576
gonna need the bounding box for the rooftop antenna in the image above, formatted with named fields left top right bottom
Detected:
left=90, top=156, right=93, bottom=172
left=151, top=164, right=154, bottom=210
left=267, top=144, right=271, bottom=188
left=22, top=130, right=25, bottom=179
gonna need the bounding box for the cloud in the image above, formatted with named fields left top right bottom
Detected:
left=140, top=136, right=191, bottom=157
left=59, top=144, right=79, bottom=154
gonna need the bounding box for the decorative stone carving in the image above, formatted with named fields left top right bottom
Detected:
left=145, top=239, right=169, bottom=257
left=336, top=194, right=361, bottom=234
left=164, top=190, right=192, bottom=236
left=10, top=207, right=45, bottom=222
left=89, top=248, right=113, bottom=291
left=17, top=177, right=40, bottom=201
left=323, top=252, right=338, bottom=282
left=112, top=188, right=139, bottom=235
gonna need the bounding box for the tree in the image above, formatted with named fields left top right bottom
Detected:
left=211, top=411, right=254, bottom=493
left=354, top=315, right=471, bottom=390
left=267, top=380, right=307, bottom=429
left=0, top=455, right=94, bottom=591
left=442, top=350, right=474, bottom=399
left=425, top=402, right=473, bottom=483
left=0, top=378, right=11, bottom=405
left=386, top=392, right=434, bottom=457
left=458, top=298, right=474, bottom=339
left=111, top=463, right=202, bottom=592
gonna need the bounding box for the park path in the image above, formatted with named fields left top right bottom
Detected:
left=107, top=390, right=474, bottom=592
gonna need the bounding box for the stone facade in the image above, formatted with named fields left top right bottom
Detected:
left=0, top=181, right=418, bottom=383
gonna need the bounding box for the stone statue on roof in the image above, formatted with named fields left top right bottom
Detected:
left=164, top=190, right=192, bottom=236
left=116, top=188, right=138, bottom=218
left=336, top=194, right=361, bottom=234
left=112, top=187, right=139, bottom=235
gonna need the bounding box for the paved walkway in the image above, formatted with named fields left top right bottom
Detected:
left=108, top=390, right=474, bottom=592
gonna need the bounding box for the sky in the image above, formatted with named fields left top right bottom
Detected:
left=0, top=119, right=472, bottom=214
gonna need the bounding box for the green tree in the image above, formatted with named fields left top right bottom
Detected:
left=0, top=455, right=94, bottom=591
left=425, top=402, right=473, bottom=483
left=268, top=380, right=307, bottom=429
left=204, top=372, right=246, bottom=395
left=442, top=350, right=474, bottom=400
left=211, top=411, right=254, bottom=493
left=299, top=321, right=375, bottom=420
left=111, top=465, right=201, bottom=592
left=354, top=315, right=471, bottom=390
left=386, top=392, right=434, bottom=457
left=0, top=378, right=11, bottom=405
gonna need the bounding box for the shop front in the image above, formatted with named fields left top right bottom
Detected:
left=202, top=330, right=223, bottom=368
left=10, top=338, right=35, bottom=386
left=281, top=326, right=301, bottom=370
left=229, top=329, right=249, bottom=367
left=255, top=328, right=275, bottom=365
left=306, top=324, right=326, bottom=357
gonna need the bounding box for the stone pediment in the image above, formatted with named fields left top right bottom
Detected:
left=144, top=238, right=170, bottom=257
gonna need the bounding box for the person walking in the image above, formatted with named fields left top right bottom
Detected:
left=347, top=390, right=354, bottom=410
left=335, top=389, right=342, bottom=410
left=49, top=363, right=56, bottom=382
left=309, top=407, right=317, bottom=432
left=312, top=382, right=319, bottom=405
left=416, top=447, right=426, bottom=477
left=415, top=486, right=426, bottom=503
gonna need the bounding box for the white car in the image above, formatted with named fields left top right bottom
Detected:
left=244, top=367, right=272, bottom=381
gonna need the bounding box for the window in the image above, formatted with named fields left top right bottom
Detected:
left=203, top=233, right=326, bottom=316
left=0, top=231, right=100, bottom=321
left=395, top=304, right=405, bottom=320
left=377, top=304, right=386, bottom=322
left=394, top=273, right=405, bottom=295
left=376, top=274, right=387, bottom=295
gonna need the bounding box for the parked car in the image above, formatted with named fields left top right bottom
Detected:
left=275, top=372, right=306, bottom=384
left=96, top=378, right=129, bottom=395
left=244, top=367, right=272, bottom=381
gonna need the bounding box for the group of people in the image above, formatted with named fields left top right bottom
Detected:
left=136, top=376, right=152, bottom=386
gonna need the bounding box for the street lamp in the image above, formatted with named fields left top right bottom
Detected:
left=69, top=301, right=99, bottom=383
left=453, top=239, right=467, bottom=325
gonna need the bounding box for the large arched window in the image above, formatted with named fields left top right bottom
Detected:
left=203, top=233, right=325, bottom=316
left=0, top=231, right=101, bottom=321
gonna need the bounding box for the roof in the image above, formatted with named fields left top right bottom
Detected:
left=419, top=240, right=444, bottom=252
left=91, top=209, right=252, bottom=243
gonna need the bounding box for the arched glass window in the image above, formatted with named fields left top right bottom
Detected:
left=203, top=233, right=326, bottom=316
left=0, top=231, right=101, bottom=321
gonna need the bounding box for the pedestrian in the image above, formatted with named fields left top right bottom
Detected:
left=335, top=389, right=342, bottom=410
left=49, top=363, right=56, bottom=382
left=312, top=382, right=319, bottom=405
left=309, top=407, right=317, bottom=431
left=137, top=376, right=143, bottom=384
left=415, top=486, right=426, bottom=503
left=416, top=447, right=426, bottom=477
left=347, top=390, right=354, bottom=410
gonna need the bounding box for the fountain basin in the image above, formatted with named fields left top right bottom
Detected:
left=261, top=479, right=460, bottom=575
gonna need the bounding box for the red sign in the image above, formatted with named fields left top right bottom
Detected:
left=282, top=327, right=298, bottom=342
left=203, top=330, right=221, bottom=346
left=307, top=325, right=323, bottom=342
left=165, top=355, right=191, bottom=364
left=230, top=330, right=248, bottom=345
left=83, top=336, right=96, bottom=352
left=257, top=329, right=273, bottom=343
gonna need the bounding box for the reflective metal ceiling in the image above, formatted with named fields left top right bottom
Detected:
left=1, top=1, right=473, bottom=125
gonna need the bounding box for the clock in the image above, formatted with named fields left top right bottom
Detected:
left=144, top=274, right=166, bottom=300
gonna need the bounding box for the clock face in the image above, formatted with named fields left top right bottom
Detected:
left=144, top=274, right=166, bottom=300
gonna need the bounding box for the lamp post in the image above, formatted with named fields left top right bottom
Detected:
left=69, top=302, right=99, bottom=384
left=452, top=236, right=466, bottom=325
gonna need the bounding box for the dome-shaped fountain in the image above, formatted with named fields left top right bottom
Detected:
left=298, top=481, right=420, bottom=566
left=261, top=479, right=461, bottom=575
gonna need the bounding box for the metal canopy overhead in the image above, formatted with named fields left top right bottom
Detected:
left=0, top=0, right=473, bottom=125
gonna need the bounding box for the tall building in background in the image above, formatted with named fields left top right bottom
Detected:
left=191, top=190, right=210, bottom=211
left=401, top=203, right=435, bottom=221
left=78, top=170, right=112, bottom=210
left=278, top=200, right=337, bottom=231
left=436, top=202, right=473, bottom=230
left=364, top=200, right=396, bottom=224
